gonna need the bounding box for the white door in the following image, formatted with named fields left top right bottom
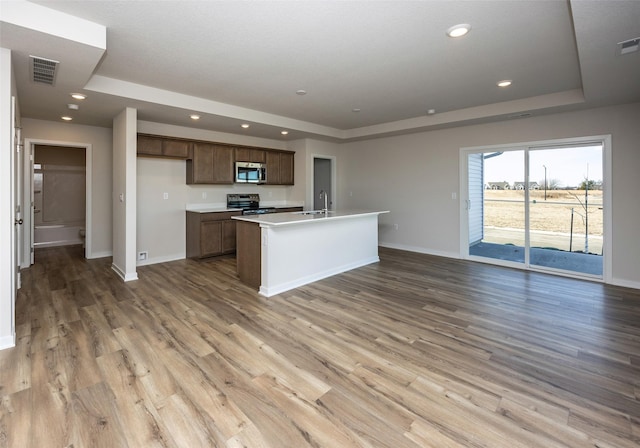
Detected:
left=12, top=97, right=21, bottom=290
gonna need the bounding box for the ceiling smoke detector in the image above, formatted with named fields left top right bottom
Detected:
left=617, top=37, right=640, bottom=55
left=29, top=55, right=59, bottom=86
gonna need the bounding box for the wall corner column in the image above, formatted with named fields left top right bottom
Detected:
left=111, top=107, right=138, bottom=281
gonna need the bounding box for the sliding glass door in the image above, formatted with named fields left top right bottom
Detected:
left=527, top=146, right=603, bottom=275
left=465, top=139, right=605, bottom=278
left=468, top=150, right=526, bottom=264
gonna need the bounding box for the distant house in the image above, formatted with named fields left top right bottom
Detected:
left=514, top=181, right=540, bottom=190
left=487, top=182, right=511, bottom=190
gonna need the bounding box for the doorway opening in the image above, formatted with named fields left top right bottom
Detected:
left=462, top=136, right=610, bottom=281
left=313, top=156, right=335, bottom=211
left=24, top=139, right=92, bottom=266
left=33, top=145, right=86, bottom=249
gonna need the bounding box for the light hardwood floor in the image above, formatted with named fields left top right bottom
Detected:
left=1, top=245, right=639, bottom=447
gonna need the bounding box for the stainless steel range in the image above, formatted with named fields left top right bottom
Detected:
left=227, top=193, right=277, bottom=215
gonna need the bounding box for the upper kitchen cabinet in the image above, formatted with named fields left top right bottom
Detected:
left=137, top=134, right=191, bottom=159
left=235, top=147, right=266, bottom=163
left=265, top=150, right=294, bottom=185
left=187, top=142, right=234, bottom=184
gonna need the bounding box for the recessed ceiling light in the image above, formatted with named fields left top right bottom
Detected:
left=61, top=116, right=73, bottom=121
left=70, top=93, right=86, bottom=100
left=352, top=108, right=361, bottom=113
left=497, top=80, right=513, bottom=87
left=281, top=130, right=289, bottom=135
left=190, top=114, right=200, bottom=120
left=67, top=104, right=79, bottom=110
left=427, top=109, right=436, bottom=115
left=296, top=89, right=307, bottom=95
left=241, top=123, right=250, bottom=129
left=446, top=24, right=471, bottom=38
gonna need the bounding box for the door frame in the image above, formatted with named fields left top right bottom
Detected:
left=23, top=139, right=92, bottom=265
left=459, top=135, right=612, bottom=283
left=310, top=155, right=336, bottom=211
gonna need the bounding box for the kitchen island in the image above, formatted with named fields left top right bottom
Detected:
left=233, top=210, right=389, bottom=297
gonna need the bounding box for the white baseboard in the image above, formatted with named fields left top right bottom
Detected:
left=0, top=333, right=16, bottom=350
left=379, top=242, right=460, bottom=260
left=137, top=253, right=185, bottom=267
left=87, top=250, right=113, bottom=259
left=610, top=277, right=640, bottom=291
left=111, top=263, right=138, bottom=282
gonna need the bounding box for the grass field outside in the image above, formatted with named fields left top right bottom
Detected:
left=482, top=189, right=603, bottom=254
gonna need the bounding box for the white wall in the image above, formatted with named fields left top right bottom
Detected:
left=135, top=121, right=305, bottom=265
left=0, top=48, right=16, bottom=348
left=112, top=108, right=138, bottom=281
left=337, top=102, right=640, bottom=288
left=21, top=118, right=113, bottom=258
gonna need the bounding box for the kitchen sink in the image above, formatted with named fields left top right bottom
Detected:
left=295, top=210, right=333, bottom=215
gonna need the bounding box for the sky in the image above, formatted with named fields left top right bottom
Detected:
left=483, top=145, right=603, bottom=188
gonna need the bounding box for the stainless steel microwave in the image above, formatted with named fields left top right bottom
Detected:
left=235, top=161, right=266, bottom=183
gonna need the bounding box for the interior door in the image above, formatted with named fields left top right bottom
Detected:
left=313, top=157, right=332, bottom=210
left=12, top=96, right=22, bottom=290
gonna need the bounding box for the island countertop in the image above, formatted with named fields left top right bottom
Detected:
left=234, top=209, right=389, bottom=296
left=232, top=209, right=389, bottom=227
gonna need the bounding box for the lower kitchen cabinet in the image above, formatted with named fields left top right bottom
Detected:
left=186, top=210, right=241, bottom=258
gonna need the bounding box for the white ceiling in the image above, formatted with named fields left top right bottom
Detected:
left=2, top=0, right=639, bottom=142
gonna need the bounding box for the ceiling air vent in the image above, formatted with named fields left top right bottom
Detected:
left=29, top=55, right=59, bottom=86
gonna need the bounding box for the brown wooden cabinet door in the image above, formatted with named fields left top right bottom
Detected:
left=163, top=139, right=190, bottom=158
left=280, top=152, right=294, bottom=185
left=222, top=220, right=237, bottom=254
left=191, top=143, right=215, bottom=183
left=265, top=151, right=281, bottom=185
left=212, top=145, right=235, bottom=183
left=189, top=143, right=234, bottom=184
left=236, top=147, right=265, bottom=163
left=200, top=221, right=222, bottom=257
left=137, top=135, right=163, bottom=156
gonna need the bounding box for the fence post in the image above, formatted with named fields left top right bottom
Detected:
left=570, top=208, right=574, bottom=252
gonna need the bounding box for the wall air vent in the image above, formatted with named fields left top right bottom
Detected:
left=617, top=37, right=639, bottom=56
left=29, top=55, right=59, bottom=86
left=508, top=112, right=532, bottom=119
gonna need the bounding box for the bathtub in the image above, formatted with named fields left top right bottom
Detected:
left=34, top=224, right=85, bottom=248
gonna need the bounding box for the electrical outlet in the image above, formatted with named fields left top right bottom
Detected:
left=452, top=192, right=457, bottom=200
left=137, top=251, right=148, bottom=261
left=393, top=223, right=399, bottom=230
left=163, top=192, right=169, bottom=200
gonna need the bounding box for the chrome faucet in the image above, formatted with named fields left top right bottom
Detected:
left=320, top=190, right=329, bottom=213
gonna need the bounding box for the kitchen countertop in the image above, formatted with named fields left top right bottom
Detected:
left=186, top=206, right=243, bottom=213
left=186, top=202, right=304, bottom=214
left=232, top=210, right=389, bottom=227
